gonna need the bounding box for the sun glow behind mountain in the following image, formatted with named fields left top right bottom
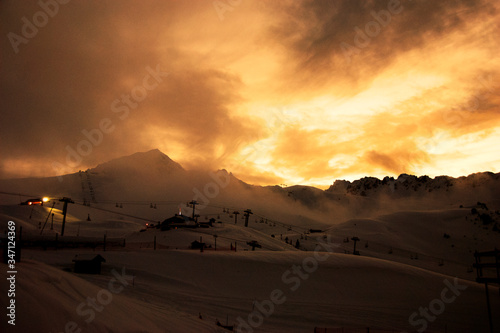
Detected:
left=1, top=0, right=499, bottom=186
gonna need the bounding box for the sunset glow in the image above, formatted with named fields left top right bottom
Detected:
left=1, top=0, right=499, bottom=186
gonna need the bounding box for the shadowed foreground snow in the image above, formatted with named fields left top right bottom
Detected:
left=2, top=249, right=499, bottom=333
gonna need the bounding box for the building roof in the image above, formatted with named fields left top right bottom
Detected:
left=162, top=214, right=196, bottom=225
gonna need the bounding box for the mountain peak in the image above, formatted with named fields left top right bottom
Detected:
left=91, top=149, right=185, bottom=175
left=145, top=148, right=163, bottom=155
left=141, top=148, right=177, bottom=161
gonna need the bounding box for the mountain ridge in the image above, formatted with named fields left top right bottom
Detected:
left=1, top=149, right=499, bottom=226
left=2, top=149, right=498, bottom=192
left=88, top=149, right=500, bottom=192
left=327, top=171, right=500, bottom=196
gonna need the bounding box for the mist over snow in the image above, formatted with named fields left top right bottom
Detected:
left=1, top=149, right=499, bottom=333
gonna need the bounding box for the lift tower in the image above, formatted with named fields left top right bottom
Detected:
left=59, top=197, right=74, bottom=236
left=244, top=209, right=253, bottom=227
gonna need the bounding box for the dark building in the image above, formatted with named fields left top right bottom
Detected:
left=198, top=218, right=215, bottom=228
left=190, top=240, right=206, bottom=250
left=160, top=214, right=198, bottom=230
left=73, top=254, right=106, bottom=274
left=20, top=198, right=44, bottom=206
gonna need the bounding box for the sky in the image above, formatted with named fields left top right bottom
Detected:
left=1, top=0, right=499, bottom=187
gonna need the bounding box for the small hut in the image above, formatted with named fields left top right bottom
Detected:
left=160, top=214, right=198, bottom=230
left=73, top=254, right=106, bottom=274
left=190, top=240, right=206, bottom=250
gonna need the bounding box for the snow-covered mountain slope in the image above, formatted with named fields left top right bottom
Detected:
left=326, top=172, right=500, bottom=206
left=1, top=149, right=499, bottom=241
left=1, top=150, right=499, bottom=333
left=0, top=150, right=333, bottom=228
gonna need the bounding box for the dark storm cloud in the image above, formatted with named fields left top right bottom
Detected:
left=0, top=1, right=163, bottom=173
left=266, top=0, right=497, bottom=93
left=0, top=0, right=261, bottom=178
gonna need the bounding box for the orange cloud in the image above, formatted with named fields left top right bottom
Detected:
left=1, top=0, right=499, bottom=187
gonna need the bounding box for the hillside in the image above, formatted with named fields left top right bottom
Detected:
left=1, top=149, right=499, bottom=332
